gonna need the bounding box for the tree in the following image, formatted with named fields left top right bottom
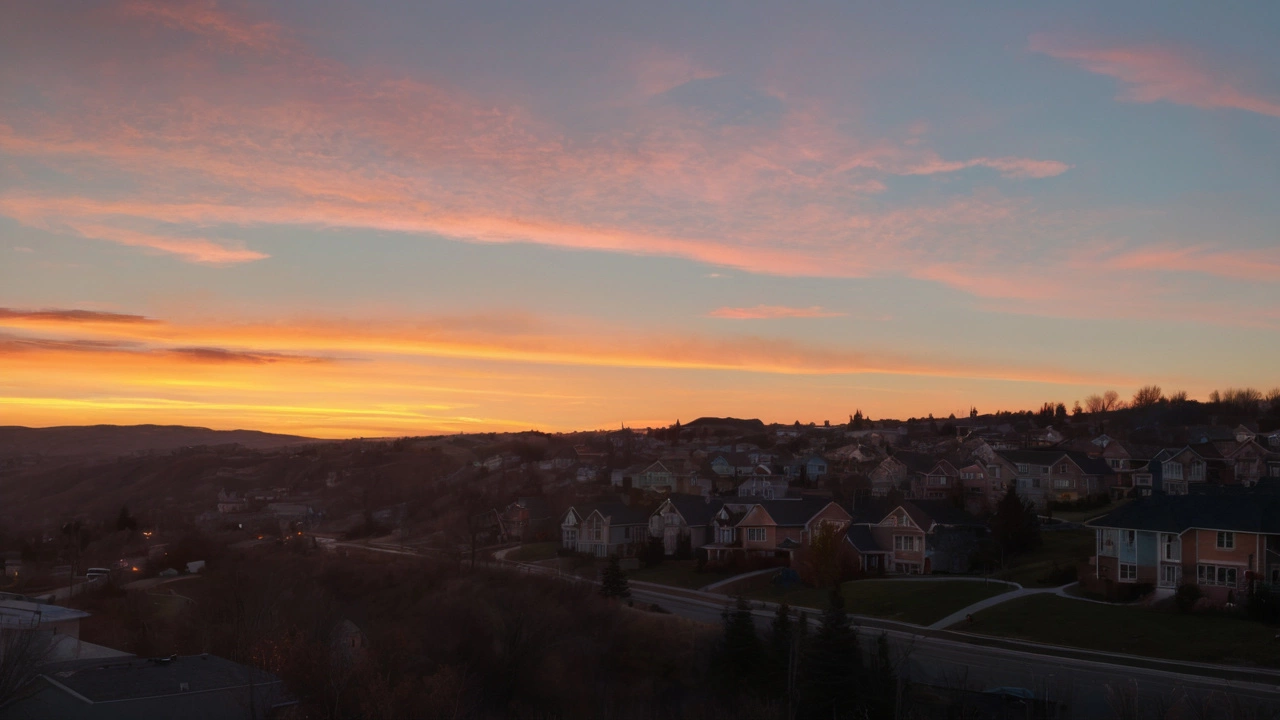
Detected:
left=714, top=596, right=762, bottom=694
left=766, top=602, right=795, bottom=700
left=1084, top=394, right=1105, bottom=414
left=990, top=486, right=1041, bottom=557
left=1072, top=401, right=1083, bottom=416
left=805, top=522, right=843, bottom=588
left=1102, top=390, right=1122, bottom=411
left=1132, top=385, right=1165, bottom=408
left=798, top=588, right=861, bottom=719
left=0, top=627, right=51, bottom=706
left=599, top=556, right=630, bottom=600
left=970, top=406, right=978, bottom=419
left=1054, top=403, right=1067, bottom=422
left=116, top=506, right=138, bottom=534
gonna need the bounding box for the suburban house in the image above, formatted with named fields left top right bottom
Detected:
left=1219, top=438, right=1277, bottom=487
left=958, top=463, right=1003, bottom=515
left=614, top=459, right=702, bottom=494
left=736, top=467, right=790, bottom=499
left=708, top=452, right=755, bottom=478
left=994, top=449, right=1112, bottom=508
left=868, top=451, right=937, bottom=497
left=648, top=494, right=724, bottom=555
left=1088, top=494, right=1280, bottom=605
left=843, top=501, right=986, bottom=575
left=908, top=460, right=961, bottom=501
left=783, top=454, right=830, bottom=482
left=703, top=498, right=851, bottom=567
left=1154, top=444, right=1228, bottom=495
left=560, top=502, right=649, bottom=557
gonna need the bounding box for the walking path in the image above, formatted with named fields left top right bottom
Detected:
left=928, top=581, right=1122, bottom=629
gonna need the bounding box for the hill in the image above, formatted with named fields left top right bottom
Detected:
left=683, top=417, right=766, bottom=432
left=0, top=424, right=316, bottom=459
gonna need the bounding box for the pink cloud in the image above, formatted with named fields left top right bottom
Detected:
left=1105, top=244, right=1280, bottom=281
left=1030, top=34, right=1280, bottom=118
left=706, top=305, right=847, bottom=319
left=120, top=0, right=283, bottom=52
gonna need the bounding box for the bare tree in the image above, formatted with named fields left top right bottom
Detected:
left=1168, top=390, right=1189, bottom=404
left=1102, top=390, right=1123, bottom=411
left=1084, top=394, right=1106, bottom=414
left=1131, top=385, right=1164, bottom=408
left=0, top=627, right=51, bottom=705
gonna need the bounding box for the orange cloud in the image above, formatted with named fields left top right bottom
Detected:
left=0, top=308, right=157, bottom=324
left=706, top=305, right=847, bottom=319
left=1030, top=35, right=1280, bottom=118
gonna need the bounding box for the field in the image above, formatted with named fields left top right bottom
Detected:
left=628, top=560, right=734, bottom=590
left=959, top=594, right=1280, bottom=667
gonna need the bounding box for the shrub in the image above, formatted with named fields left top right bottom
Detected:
left=1175, top=583, right=1202, bottom=613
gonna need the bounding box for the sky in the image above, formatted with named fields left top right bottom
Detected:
left=2, top=0, right=1279, bottom=438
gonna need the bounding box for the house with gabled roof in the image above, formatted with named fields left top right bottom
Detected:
left=560, top=502, right=649, bottom=558
left=843, top=500, right=985, bottom=575
left=703, top=498, right=851, bottom=568
left=649, top=494, right=723, bottom=556
left=908, top=459, right=961, bottom=501
left=1088, top=494, right=1280, bottom=605
left=868, top=451, right=936, bottom=497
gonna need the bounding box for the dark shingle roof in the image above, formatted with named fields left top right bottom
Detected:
left=664, top=494, right=724, bottom=527
left=752, top=498, right=842, bottom=526
left=844, top=525, right=886, bottom=553
left=891, top=451, right=938, bottom=474
left=1090, top=495, right=1280, bottom=534
left=39, top=654, right=283, bottom=703
left=590, top=502, right=649, bottom=526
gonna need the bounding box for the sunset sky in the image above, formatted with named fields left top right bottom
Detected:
left=2, top=1, right=1279, bottom=438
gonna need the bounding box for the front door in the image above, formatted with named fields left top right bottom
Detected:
left=1160, top=564, right=1182, bottom=588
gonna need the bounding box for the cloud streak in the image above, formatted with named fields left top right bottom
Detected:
left=706, top=305, right=847, bottom=319
left=1031, top=34, right=1280, bottom=118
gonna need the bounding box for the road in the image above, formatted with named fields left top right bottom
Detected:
left=344, top=541, right=1280, bottom=718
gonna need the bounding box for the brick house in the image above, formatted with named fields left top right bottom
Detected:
left=869, top=452, right=937, bottom=497
left=1088, top=495, right=1280, bottom=606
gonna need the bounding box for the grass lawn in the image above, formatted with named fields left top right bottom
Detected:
left=995, top=528, right=1095, bottom=588
left=1052, top=498, right=1129, bottom=523
left=749, top=579, right=1014, bottom=626
left=960, top=594, right=1280, bottom=667
left=629, top=560, right=734, bottom=590
left=505, top=541, right=560, bottom=562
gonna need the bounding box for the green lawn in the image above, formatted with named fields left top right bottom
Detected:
left=1052, top=498, right=1129, bottom=523
left=995, top=529, right=1095, bottom=588
left=959, top=594, right=1280, bottom=667
left=749, top=579, right=1014, bottom=626
left=629, top=560, right=734, bottom=590
left=505, top=541, right=560, bottom=562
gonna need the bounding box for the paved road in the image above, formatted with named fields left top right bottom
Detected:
left=348, top=541, right=1280, bottom=718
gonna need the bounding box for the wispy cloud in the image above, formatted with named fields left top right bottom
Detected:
left=0, top=308, right=158, bottom=325
left=706, top=305, right=847, bottom=319
left=1030, top=34, right=1280, bottom=118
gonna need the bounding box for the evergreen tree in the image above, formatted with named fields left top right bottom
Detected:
left=798, top=588, right=861, bottom=719
left=865, top=632, right=901, bottom=719
left=714, top=596, right=763, bottom=695
left=599, top=556, right=631, bottom=600
left=990, top=486, right=1042, bottom=556
left=766, top=602, right=795, bottom=700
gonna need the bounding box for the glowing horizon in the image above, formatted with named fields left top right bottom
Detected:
left=2, top=1, right=1278, bottom=437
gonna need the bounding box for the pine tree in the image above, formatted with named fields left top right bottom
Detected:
left=714, top=596, right=762, bottom=694
left=865, top=632, right=900, bottom=719
left=766, top=602, right=795, bottom=700
left=599, top=556, right=631, bottom=600
left=798, top=588, right=861, bottom=719
left=991, top=485, right=1042, bottom=556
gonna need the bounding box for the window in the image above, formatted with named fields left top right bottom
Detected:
left=1161, top=533, right=1180, bottom=562
left=1164, top=462, right=1182, bottom=480
left=1017, top=463, right=1029, bottom=473
left=1161, top=565, right=1181, bottom=587
left=1135, top=474, right=1152, bottom=486
left=718, top=527, right=735, bottom=544
left=894, top=535, right=919, bottom=552
left=1123, top=530, right=1136, bottom=546
left=1054, top=479, right=1072, bottom=489
left=1119, top=563, right=1137, bottom=582
left=746, top=528, right=767, bottom=542
left=988, top=465, right=1001, bottom=479
left=1190, top=462, right=1205, bottom=482
left=1041, top=466, right=1049, bottom=475
left=1198, top=564, right=1238, bottom=587
left=1216, top=532, right=1234, bottom=550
